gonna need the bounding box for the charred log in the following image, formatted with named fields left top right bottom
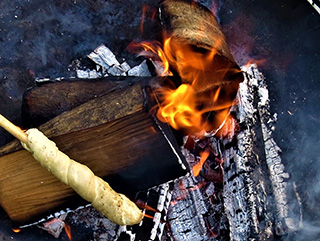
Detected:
left=220, top=64, right=301, bottom=240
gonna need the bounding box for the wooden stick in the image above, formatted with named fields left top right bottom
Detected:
left=0, top=114, right=28, bottom=144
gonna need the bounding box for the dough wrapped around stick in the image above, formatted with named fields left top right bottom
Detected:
left=21, top=128, right=143, bottom=226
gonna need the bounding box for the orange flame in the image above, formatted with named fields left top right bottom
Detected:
left=64, top=223, right=72, bottom=241
left=192, top=150, right=210, bottom=176
left=156, top=82, right=234, bottom=136
left=244, top=58, right=266, bottom=69
left=156, top=36, right=239, bottom=137
left=163, top=37, right=224, bottom=88
left=156, top=84, right=202, bottom=131
left=12, top=228, right=21, bottom=233
left=129, top=34, right=240, bottom=136
left=139, top=5, right=157, bottom=33
left=144, top=213, right=155, bottom=220
left=135, top=199, right=159, bottom=213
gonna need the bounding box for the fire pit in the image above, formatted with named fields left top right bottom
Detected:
left=0, top=0, right=320, bottom=241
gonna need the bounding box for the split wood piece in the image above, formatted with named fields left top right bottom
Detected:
left=0, top=80, right=188, bottom=224
left=21, top=76, right=141, bottom=128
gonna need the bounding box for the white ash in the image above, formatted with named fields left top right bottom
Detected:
left=166, top=174, right=209, bottom=241
left=91, top=44, right=120, bottom=67
left=120, top=61, right=132, bottom=72
left=127, top=60, right=152, bottom=77
left=35, top=44, right=151, bottom=83
left=88, top=51, right=111, bottom=72
left=84, top=44, right=151, bottom=78
left=76, top=69, right=105, bottom=79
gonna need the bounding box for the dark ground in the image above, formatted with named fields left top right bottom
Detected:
left=0, top=0, right=319, bottom=240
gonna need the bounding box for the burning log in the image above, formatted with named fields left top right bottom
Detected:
left=0, top=79, right=188, bottom=225
left=0, top=1, right=302, bottom=239
left=150, top=0, right=243, bottom=136
left=128, top=65, right=301, bottom=241
left=160, top=0, right=243, bottom=87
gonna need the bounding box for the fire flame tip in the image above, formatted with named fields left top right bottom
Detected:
left=12, top=228, right=21, bottom=233
left=192, top=150, right=210, bottom=177
left=64, top=223, right=72, bottom=241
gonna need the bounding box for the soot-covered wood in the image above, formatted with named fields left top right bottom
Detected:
left=0, top=78, right=188, bottom=225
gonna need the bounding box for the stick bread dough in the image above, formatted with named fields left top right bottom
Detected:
left=21, top=128, right=143, bottom=226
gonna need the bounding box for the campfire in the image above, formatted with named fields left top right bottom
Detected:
left=0, top=0, right=303, bottom=240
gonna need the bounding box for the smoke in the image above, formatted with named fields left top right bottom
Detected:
left=281, top=114, right=320, bottom=241
left=217, top=0, right=320, bottom=240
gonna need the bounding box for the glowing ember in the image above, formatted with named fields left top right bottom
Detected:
left=170, top=181, right=206, bottom=206
left=39, top=217, right=68, bottom=239
left=192, top=150, right=210, bottom=177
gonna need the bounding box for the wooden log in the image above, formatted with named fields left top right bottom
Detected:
left=21, top=76, right=141, bottom=128
left=160, top=0, right=243, bottom=91
left=0, top=79, right=188, bottom=225
left=221, top=65, right=301, bottom=240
